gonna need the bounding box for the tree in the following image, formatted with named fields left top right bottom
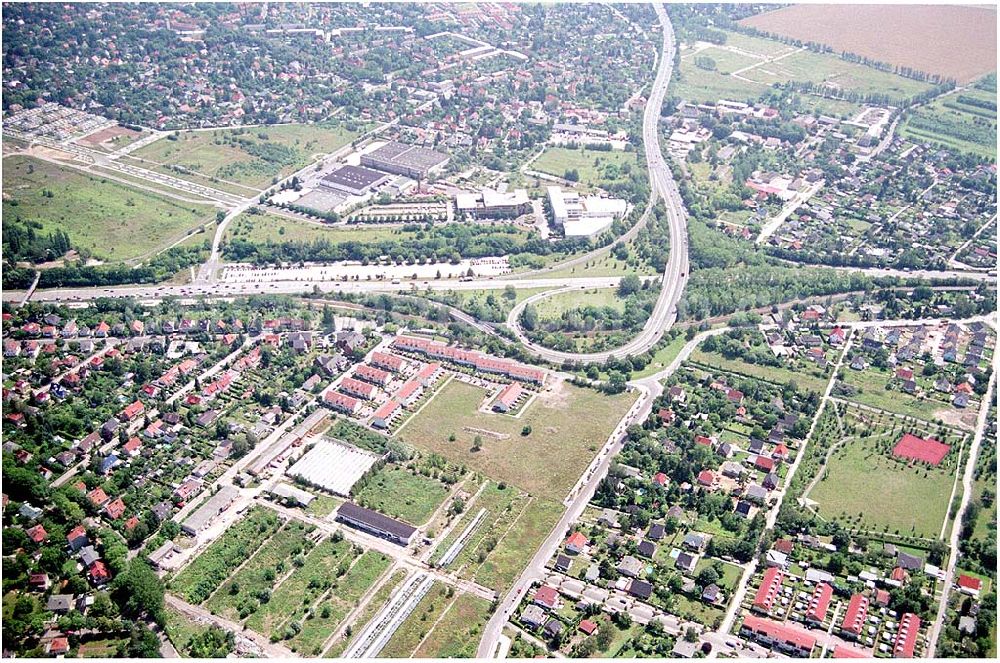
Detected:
left=117, top=623, right=162, bottom=658
left=618, top=274, right=642, bottom=297
left=520, top=304, right=538, bottom=332
left=521, top=425, right=532, bottom=436
left=113, top=560, right=165, bottom=622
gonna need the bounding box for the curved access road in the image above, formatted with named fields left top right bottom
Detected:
left=507, top=2, right=688, bottom=365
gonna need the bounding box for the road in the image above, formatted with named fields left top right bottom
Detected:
left=927, top=363, right=997, bottom=656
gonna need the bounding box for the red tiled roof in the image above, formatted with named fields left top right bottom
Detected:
left=533, top=585, right=558, bottom=608
left=841, top=593, right=868, bottom=635
left=957, top=574, right=982, bottom=591
left=753, top=567, right=783, bottom=612
left=565, top=531, right=588, bottom=549
left=833, top=644, right=869, bottom=658
left=893, top=613, right=920, bottom=658
left=741, top=615, right=815, bottom=652
left=805, top=583, right=833, bottom=623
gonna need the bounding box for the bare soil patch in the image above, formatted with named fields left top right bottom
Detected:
left=740, top=4, right=997, bottom=83
left=79, top=125, right=140, bottom=146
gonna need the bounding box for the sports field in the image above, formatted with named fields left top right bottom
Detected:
left=132, top=123, right=363, bottom=188
left=805, top=424, right=960, bottom=538
left=2, top=155, right=217, bottom=262
left=741, top=4, right=997, bottom=84
left=399, top=379, right=636, bottom=500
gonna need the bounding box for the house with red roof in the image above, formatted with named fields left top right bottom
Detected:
left=840, top=593, right=868, bottom=638
left=565, top=531, right=588, bottom=554
left=752, top=567, right=784, bottom=614
left=87, top=487, right=110, bottom=507
left=123, top=436, right=142, bottom=456
left=372, top=400, right=402, bottom=430
left=726, top=388, right=744, bottom=404
left=46, top=637, right=70, bottom=656
left=896, top=367, right=914, bottom=381
left=754, top=455, right=776, bottom=472
left=697, top=470, right=715, bottom=488
left=890, top=566, right=909, bottom=583
left=104, top=497, right=126, bottom=520
left=832, top=644, right=870, bottom=658
left=740, top=615, right=815, bottom=656
left=355, top=364, right=391, bottom=386
left=805, top=582, right=833, bottom=625
left=119, top=399, right=145, bottom=422
left=26, top=524, right=48, bottom=544
left=772, top=444, right=789, bottom=461
left=533, top=585, right=559, bottom=610
left=124, top=515, right=140, bottom=531
left=89, top=560, right=111, bottom=585
left=340, top=377, right=377, bottom=400
left=828, top=327, right=846, bottom=346
left=324, top=390, right=361, bottom=415
left=957, top=574, right=982, bottom=597
left=579, top=619, right=599, bottom=635
left=893, top=613, right=920, bottom=658
left=653, top=472, right=668, bottom=487
left=658, top=408, right=675, bottom=425
left=371, top=351, right=404, bottom=372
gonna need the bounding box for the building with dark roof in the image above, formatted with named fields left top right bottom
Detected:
left=336, top=502, right=416, bottom=546
left=320, top=164, right=392, bottom=195
left=361, top=141, right=449, bottom=179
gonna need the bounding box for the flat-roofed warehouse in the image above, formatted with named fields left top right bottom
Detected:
left=286, top=438, right=380, bottom=497
left=361, top=141, right=450, bottom=179
left=336, top=501, right=416, bottom=546
left=180, top=486, right=239, bottom=535
left=320, top=164, right=392, bottom=196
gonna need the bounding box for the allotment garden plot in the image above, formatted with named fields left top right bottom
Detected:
left=803, top=403, right=966, bottom=539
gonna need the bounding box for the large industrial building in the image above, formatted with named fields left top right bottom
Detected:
left=361, top=141, right=449, bottom=179
left=319, top=164, right=392, bottom=196
left=456, top=188, right=531, bottom=219
left=547, top=186, right=627, bottom=239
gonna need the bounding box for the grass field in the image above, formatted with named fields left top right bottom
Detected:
left=472, top=497, right=564, bottom=592
left=170, top=507, right=284, bottom=604
left=132, top=123, right=363, bottom=188
left=632, top=334, right=689, bottom=379
left=2, top=155, right=217, bottom=262
left=740, top=4, right=997, bottom=84
left=412, top=592, right=493, bottom=658
left=838, top=364, right=953, bottom=423
left=900, top=87, right=997, bottom=159
left=399, top=379, right=637, bottom=500
left=532, top=147, right=642, bottom=191
left=805, top=430, right=959, bottom=538
left=527, top=251, right=659, bottom=279
left=534, top=287, right=626, bottom=318
left=433, top=481, right=524, bottom=568
left=164, top=604, right=214, bottom=657
left=354, top=466, right=451, bottom=526
left=225, top=212, right=423, bottom=245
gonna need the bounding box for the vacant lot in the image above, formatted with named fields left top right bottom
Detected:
left=400, top=380, right=636, bottom=500
left=741, top=4, right=997, bottom=84
left=133, top=123, right=362, bottom=188
left=354, top=466, right=451, bottom=526
left=472, top=497, right=564, bottom=592
left=377, top=582, right=451, bottom=658
left=806, top=430, right=959, bottom=538
left=532, top=147, right=641, bottom=191
left=2, top=155, right=217, bottom=262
